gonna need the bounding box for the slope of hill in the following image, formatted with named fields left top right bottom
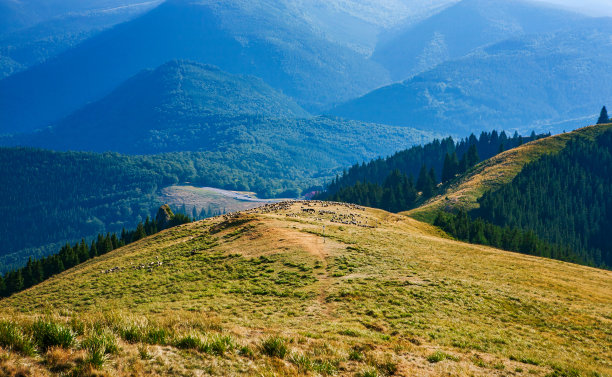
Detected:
left=407, top=123, right=612, bottom=222
left=332, top=21, right=612, bottom=135
left=0, top=202, right=610, bottom=376
left=0, top=0, right=389, bottom=134
left=373, top=0, right=585, bottom=80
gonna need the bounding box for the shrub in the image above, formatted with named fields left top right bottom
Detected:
left=312, top=359, right=338, bottom=375
left=119, top=325, right=142, bottom=343
left=261, top=336, right=288, bottom=359
left=427, top=351, right=459, bottom=363
left=174, top=334, right=202, bottom=350
left=81, top=330, right=119, bottom=355
left=138, top=344, right=153, bottom=360
left=0, top=321, right=35, bottom=356
left=357, top=368, right=378, bottom=377
left=31, top=319, right=75, bottom=351
left=81, top=330, right=119, bottom=369
left=238, top=345, right=254, bottom=359
left=144, top=327, right=170, bottom=345
left=290, top=352, right=312, bottom=373
left=348, top=349, right=364, bottom=361
left=202, top=335, right=234, bottom=356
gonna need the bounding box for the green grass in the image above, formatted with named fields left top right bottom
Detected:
left=260, top=336, right=288, bottom=359
left=0, top=202, right=610, bottom=376
left=0, top=321, right=35, bottom=356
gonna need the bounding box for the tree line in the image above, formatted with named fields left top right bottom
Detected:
left=434, top=211, right=588, bottom=265
left=322, top=130, right=548, bottom=199
left=322, top=130, right=548, bottom=213
left=0, top=208, right=191, bottom=298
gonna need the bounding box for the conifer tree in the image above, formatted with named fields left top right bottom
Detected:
left=597, top=106, right=609, bottom=124
left=466, top=145, right=480, bottom=167
left=90, top=241, right=98, bottom=257
left=0, top=274, right=5, bottom=297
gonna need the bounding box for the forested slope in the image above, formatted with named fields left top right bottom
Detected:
left=474, top=128, right=612, bottom=268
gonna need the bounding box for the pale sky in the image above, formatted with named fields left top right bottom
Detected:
left=537, top=0, right=612, bottom=16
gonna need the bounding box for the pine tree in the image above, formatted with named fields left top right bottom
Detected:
left=597, top=106, right=609, bottom=124
left=8, top=270, right=24, bottom=294
left=90, top=241, right=98, bottom=258
left=0, top=274, right=6, bottom=297
left=134, top=223, right=147, bottom=241
left=466, top=145, right=480, bottom=167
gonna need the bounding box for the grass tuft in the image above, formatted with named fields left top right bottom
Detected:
left=261, top=336, right=288, bottom=359
left=31, top=319, right=75, bottom=351
left=0, top=321, right=36, bottom=356
left=427, top=350, right=459, bottom=363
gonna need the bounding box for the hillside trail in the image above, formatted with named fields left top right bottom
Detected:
left=265, top=220, right=341, bottom=319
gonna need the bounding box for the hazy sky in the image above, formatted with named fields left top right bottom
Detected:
left=538, top=0, right=612, bottom=16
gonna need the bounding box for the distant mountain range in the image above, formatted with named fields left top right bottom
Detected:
left=2, top=0, right=610, bottom=138
left=0, top=0, right=390, bottom=134
left=331, top=20, right=612, bottom=134
left=373, top=0, right=585, bottom=80
left=1, top=60, right=435, bottom=154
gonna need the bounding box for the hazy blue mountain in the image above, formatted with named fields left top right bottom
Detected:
left=331, top=20, right=612, bottom=135
left=0, top=0, right=161, bottom=36
left=3, top=60, right=312, bottom=152
left=0, top=0, right=389, bottom=134
left=0, top=1, right=161, bottom=79
left=1, top=60, right=434, bottom=155
left=373, top=0, right=585, bottom=81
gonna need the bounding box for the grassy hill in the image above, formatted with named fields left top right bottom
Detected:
left=407, top=123, right=612, bottom=223
left=0, top=117, right=432, bottom=272
left=1, top=201, right=610, bottom=376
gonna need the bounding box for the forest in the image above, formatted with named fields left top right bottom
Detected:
left=434, top=211, right=589, bottom=266
left=474, top=129, right=612, bottom=269
left=321, top=130, right=547, bottom=212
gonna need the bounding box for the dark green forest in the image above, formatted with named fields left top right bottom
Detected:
left=434, top=211, right=588, bottom=266
left=320, top=130, right=547, bottom=212
left=474, top=130, right=612, bottom=268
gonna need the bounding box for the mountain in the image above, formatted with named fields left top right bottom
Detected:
left=0, top=0, right=389, bottom=134
left=2, top=60, right=310, bottom=152
left=373, top=0, right=585, bottom=81
left=0, top=1, right=161, bottom=79
left=408, top=123, right=612, bottom=268
left=1, top=202, right=610, bottom=376
left=473, top=126, right=612, bottom=268
left=0, top=0, right=162, bottom=36
left=331, top=21, right=612, bottom=135
left=0, top=60, right=437, bottom=155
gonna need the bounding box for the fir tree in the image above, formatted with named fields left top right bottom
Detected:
left=597, top=106, right=609, bottom=124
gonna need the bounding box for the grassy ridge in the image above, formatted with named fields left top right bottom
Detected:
left=1, top=202, right=610, bottom=376
left=407, top=123, right=612, bottom=223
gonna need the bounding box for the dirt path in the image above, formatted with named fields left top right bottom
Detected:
left=265, top=222, right=339, bottom=318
